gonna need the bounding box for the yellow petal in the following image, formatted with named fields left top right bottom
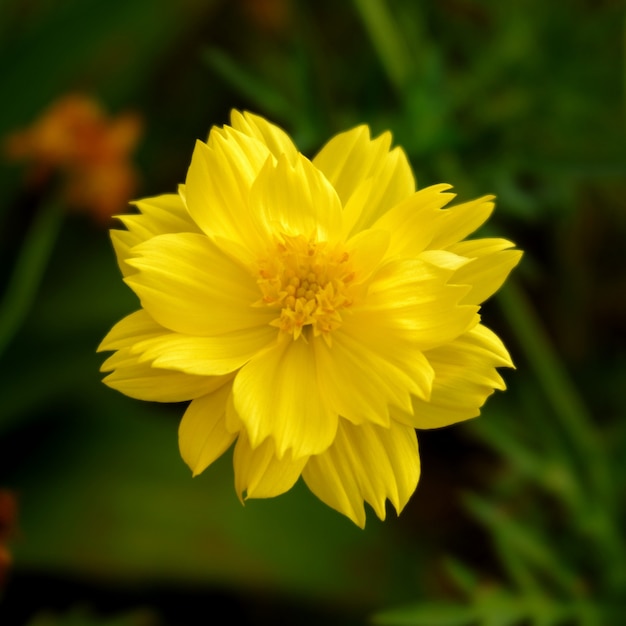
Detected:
left=233, top=431, right=308, bottom=500
left=100, top=348, right=228, bottom=402
left=314, top=328, right=433, bottom=426
left=418, top=249, right=469, bottom=271
left=449, top=238, right=516, bottom=257
left=184, top=133, right=270, bottom=258
left=303, top=419, right=420, bottom=527
left=399, top=324, right=513, bottom=429
left=124, top=193, right=199, bottom=238
left=344, top=312, right=436, bottom=401
left=179, top=382, right=237, bottom=476
left=360, top=258, right=479, bottom=350
left=428, top=195, right=495, bottom=249
left=342, top=146, right=415, bottom=236
left=101, top=309, right=273, bottom=377
left=130, top=326, right=275, bottom=376
left=313, top=126, right=371, bottom=201
left=224, top=386, right=243, bottom=433
left=112, top=193, right=199, bottom=276
left=99, top=310, right=231, bottom=401
left=98, top=309, right=163, bottom=352
left=344, top=228, right=390, bottom=286
left=370, top=184, right=455, bottom=259
left=229, top=110, right=299, bottom=163
left=447, top=238, right=523, bottom=304
left=249, top=152, right=343, bottom=242
left=313, top=126, right=415, bottom=237
left=232, top=337, right=338, bottom=459
left=124, top=233, right=274, bottom=335
left=111, top=229, right=141, bottom=277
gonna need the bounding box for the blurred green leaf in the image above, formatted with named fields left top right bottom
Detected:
left=373, top=588, right=602, bottom=626
left=373, top=601, right=477, bottom=626
left=352, top=0, right=411, bottom=94
left=463, top=494, right=580, bottom=596
left=202, top=47, right=295, bottom=120
left=0, top=201, right=63, bottom=359
left=443, top=557, right=480, bottom=597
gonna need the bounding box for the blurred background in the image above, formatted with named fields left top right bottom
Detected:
left=0, top=1, right=624, bottom=625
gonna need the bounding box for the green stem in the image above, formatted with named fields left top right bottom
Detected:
left=0, top=200, right=63, bottom=358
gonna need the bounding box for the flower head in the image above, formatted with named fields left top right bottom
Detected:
left=99, top=111, right=521, bottom=527
left=5, top=93, right=142, bottom=222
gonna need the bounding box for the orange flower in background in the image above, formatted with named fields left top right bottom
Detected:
left=0, top=490, right=17, bottom=589
left=5, top=94, right=142, bottom=222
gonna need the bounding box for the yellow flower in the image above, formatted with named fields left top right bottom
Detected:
left=99, top=111, right=521, bottom=527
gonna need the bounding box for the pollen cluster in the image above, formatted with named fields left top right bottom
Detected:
left=256, top=233, right=355, bottom=343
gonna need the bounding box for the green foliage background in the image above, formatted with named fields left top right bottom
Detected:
left=1, top=1, right=624, bottom=624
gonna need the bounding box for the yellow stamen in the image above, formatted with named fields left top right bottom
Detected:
left=256, top=233, right=355, bottom=341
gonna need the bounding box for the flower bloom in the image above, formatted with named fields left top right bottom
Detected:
left=99, top=111, right=521, bottom=527
left=5, top=93, right=142, bottom=222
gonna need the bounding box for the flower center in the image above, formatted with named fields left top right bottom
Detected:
left=255, top=233, right=355, bottom=343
